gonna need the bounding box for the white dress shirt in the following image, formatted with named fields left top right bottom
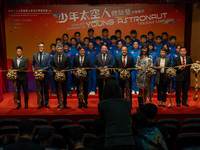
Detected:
left=160, top=58, right=165, bottom=73
left=38, top=52, right=44, bottom=62
left=180, top=56, right=186, bottom=65
left=102, top=53, right=107, bottom=62
left=58, top=54, right=63, bottom=63
left=17, top=56, right=23, bottom=67
left=122, top=55, right=127, bottom=66
left=79, top=55, right=85, bottom=65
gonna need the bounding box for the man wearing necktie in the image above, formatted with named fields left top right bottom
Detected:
left=172, top=47, right=193, bottom=107
left=31, top=42, right=51, bottom=109
left=9, top=46, right=29, bottom=109
left=52, top=44, right=71, bottom=110
left=73, top=46, right=92, bottom=108
left=93, top=45, right=114, bottom=101
left=114, top=46, right=134, bottom=106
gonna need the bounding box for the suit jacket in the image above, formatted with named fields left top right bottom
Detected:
left=72, top=55, right=92, bottom=81
left=52, top=54, right=71, bottom=71
left=114, top=55, right=134, bottom=73
left=93, top=53, right=114, bottom=79
left=154, top=57, right=171, bottom=85
left=31, top=52, right=50, bottom=71
left=172, top=56, right=192, bottom=82
left=3, top=138, right=44, bottom=150
left=9, top=56, right=29, bottom=81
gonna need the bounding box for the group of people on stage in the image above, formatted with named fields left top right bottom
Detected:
left=9, top=28, right=199, bottom=110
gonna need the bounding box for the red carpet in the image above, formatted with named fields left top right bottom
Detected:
left=0, top=89, right=200, bottom=123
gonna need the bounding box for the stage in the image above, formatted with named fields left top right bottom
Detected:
left=0, top=89, right=200, bottom=123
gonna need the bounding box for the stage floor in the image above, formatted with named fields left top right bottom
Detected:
left=1, top=89, right=200, bottom=117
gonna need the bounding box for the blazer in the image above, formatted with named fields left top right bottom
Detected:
left=154, top=57, right=171, bottom=85
left=31, top=52, right=50, bottom=71
left=172, top=56, right=192, bottom=82
left=72, top=55, right=92, bottom=81
left=9, top=56, right=29, bottom=81
left=52, top=54, right=71, bottom=71
left=114, top=55, right=134, bottom=72
left=93, top=53, right=114, bottom=79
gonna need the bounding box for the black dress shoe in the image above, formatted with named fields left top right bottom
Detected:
left=182, top=103, right=189, bottom=107
left=177, top=103, right=180, bottom=107
left=25, top=105, right=28, bottom=109
left=16, top=105, right=21, bottom=109
left=45, top=104, right=51, bottom=108
left=83, top=103, right=88, bottom=108
left=78, top=103, right=82, bottom=108
left=38, top=105, right=44, bottom=109
left=63, top=105, right=68, bottom=109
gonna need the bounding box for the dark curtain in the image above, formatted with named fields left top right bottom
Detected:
left=0, top=0, right=195, bottom=93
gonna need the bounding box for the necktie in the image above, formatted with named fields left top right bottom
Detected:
left=59, top=55, right=61, bottom=65
left=182, top=56, right=185, bottom=69
left=103, top=54, right=105, bottom=65
left=123, top=56, right=126, bottom=67
left=80, top=56, right=83, bottom=67
left=40, top=52, right=42, bottom=64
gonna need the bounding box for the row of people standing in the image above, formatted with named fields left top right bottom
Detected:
left=10, top=41, right=193, bottom=110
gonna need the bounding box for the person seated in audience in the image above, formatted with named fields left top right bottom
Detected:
left=39, top=128, right=60, bottom=150
left=132, top=112, right=168, bottom=150
left=87, top=119, right=105, bottom=150
left=69, top=126, right=88, bottom=150
left=0, top=134, right=15, bottom=146
left=98, top=79, right=135, bottom=150
left=138, top=103, right=168, bottom=142
left=4, top=120, right=44, bottom=150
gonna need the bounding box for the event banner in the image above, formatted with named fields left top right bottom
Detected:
left=4, top=4, right=185, bottom=60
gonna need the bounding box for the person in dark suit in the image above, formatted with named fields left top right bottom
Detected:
left=3, top=120, right=44, bottom=150
left=93, top=45, right=114, bottom=101
left=52, top=44, right=71, bottom=110
left=73, top=46, right=92, bottom=108
left=31, top=42, right=51, bottom=109
left=172, top=47, right=193, bottom=107
left=154, top=47, right=171, bottom=107
left=114, top=46, right=134, bottom=106
left=9, top=46, right=29, bottom=109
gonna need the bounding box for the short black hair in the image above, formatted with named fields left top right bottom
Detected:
left=102, top=41, right=108, bottom=46
left=88, top=28, right=94, bottom=32
left=102, top=28, right=108, bottom=32
left=133, top=41, right=139, bottom=45
left=115, top=29, right=121, bottom=34
left=70, top=37, right=76, bottom=41
left=140, top=35, right=147, bottom=39
left=156, top=36, right=162, bottom=40
left=95, top=36, right=101, bottom=41
left=140, top=45, right=150, bottom=57
left=77, top=42, right=83, bottom=47
left=139, top=103, right=158, bottom=120
left=56, top=38, right=62, bottom=42
left=125, top=35, right=131, bottom=40
left=102, top=79, right=122, bottom=100
left=78, top=46, right=85, bottom=51
left=18, top=120, right=35, bottom=136
left=84, top=37, right=89, bottom=41
left=148, top=31, right=154, bottom=36
left=63, top=43, right=70, bottom=47
left=69, top=126, right=84, bottom=143
left=162, top=32, right=168, bottom=36
left=130, top=30, right=137, bottom=34
left=117, top=40, right=123, bottom=45
left=132, top=112, right=147, bottom=129
left=89, top=41, right=94, bottom=45
left=16, top=46, right=23, bottom=51
left=170, top=36, right=176, bottom=41
left=160, top=47, right=167, bottom=53
left=148, top=42, right=154, bottom=48
left=74, top=31, right=81, bottom=36
left=110, top=35, right=117, bottom=40
left=50, top=44, right=56, bottom=48
left=62, top=33, right=69, bottom=38
left=176, top=45, right=181, bottom=48
left=101, top=44, right=108, bottom=49
left=162, top=44, right=169, bottom=54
